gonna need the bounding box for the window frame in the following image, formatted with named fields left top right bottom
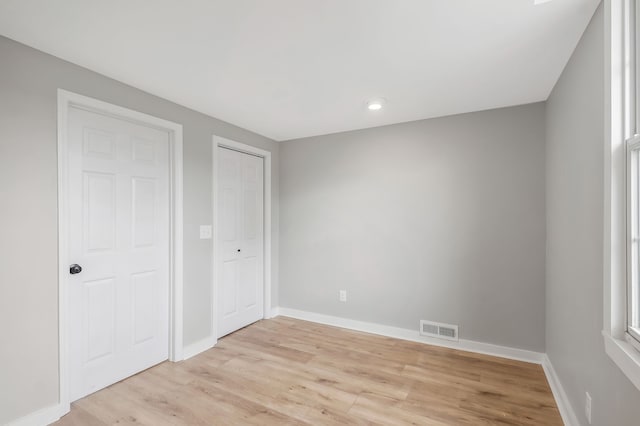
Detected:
left=604, top=0, right=640, bottom=392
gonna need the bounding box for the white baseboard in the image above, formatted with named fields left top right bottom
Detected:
left=182, top=335, right=217, bottom=360
left=6, top=402, right=68, bottom=426
left=542, top=355, right=581, bottom=426
left=277, top=307, right=544, bottom=364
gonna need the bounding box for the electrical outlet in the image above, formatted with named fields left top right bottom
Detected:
left=339, top=290, right=347, bottom=302
left=585, top=391, right=592, bottom=424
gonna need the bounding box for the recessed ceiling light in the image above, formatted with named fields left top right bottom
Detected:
left=367, top=98, right=386, bottom=111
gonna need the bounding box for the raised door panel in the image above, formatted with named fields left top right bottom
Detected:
left=132, top=177, right=156, bottom=248
left=83, top=172, right=116, bottom=253
left=243, top=187, right=258, bottom=241
left=132, top=137, right=156, bottom=164
left=240, top=257, right=258, bottom=309
left=220, top=188, right=238, bottom=242
left=83, top=128, right=116, bottom=159
left=222, top=260, right=239, bottom=317
left=132, top=271, right=157, bottom=345
left=84, top=277, right=116, bottom=363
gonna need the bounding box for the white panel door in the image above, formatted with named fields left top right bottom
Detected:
left=217, top=147, right=264, bottom=337
left=67, top=107, right=170, bottom=402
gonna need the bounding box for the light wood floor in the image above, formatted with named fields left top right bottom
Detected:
left=53, top=317, right=562, bottom=425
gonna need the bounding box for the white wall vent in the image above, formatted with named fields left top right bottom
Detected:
left=419, top=320, right=459, bottom=342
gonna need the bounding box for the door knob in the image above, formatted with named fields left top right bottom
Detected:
left=69, top=264, right=82, bottom=275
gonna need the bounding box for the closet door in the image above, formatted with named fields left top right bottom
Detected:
left=217, top=147, right=264, bottom=337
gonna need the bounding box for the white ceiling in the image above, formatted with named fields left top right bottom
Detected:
left=0, top=0, right=600, bottom=141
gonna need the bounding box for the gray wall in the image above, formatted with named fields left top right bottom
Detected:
left=279, top=103, right=546, bottom=352
left=0, top=36, right=279, bottom=424
left=546, top=4, right=640, bottom=425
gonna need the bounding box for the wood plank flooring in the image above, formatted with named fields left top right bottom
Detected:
left=53, top=317, right=562, bottom=425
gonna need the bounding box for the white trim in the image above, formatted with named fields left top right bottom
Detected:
left=170, top=125, right=184, bottom=363
left=212, top=136, right=273, bottom=342
left=6, top=403, right=68, bottom=426
left=276, top=308, right=544, bottom=364
left=182, top=336, right=217, bottom=360
left=56, top=89, right=184, bottom=418
left=56, top=90, right=71, bottom=420
left=542, top=355, right=581, bottom=426
left=604, top=0, right=626, bottom=341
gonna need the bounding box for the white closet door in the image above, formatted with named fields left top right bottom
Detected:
left=67, top=107, right=170, bottom=401
left=217, top=147, right=264, bottom=337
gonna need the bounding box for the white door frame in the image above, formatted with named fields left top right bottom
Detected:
left=57, top=89, right=184, bottom=414
left=212, top=136, right=272, bottom=342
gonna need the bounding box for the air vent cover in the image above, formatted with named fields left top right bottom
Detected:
left=419, top=320, right=459, bottom=342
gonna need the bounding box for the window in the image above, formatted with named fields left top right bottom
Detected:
left=604, top=0, right=640, bottom=391
left=628, top=138, right=640, bottom=348
left=625, top=0, right=640, bottom=349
